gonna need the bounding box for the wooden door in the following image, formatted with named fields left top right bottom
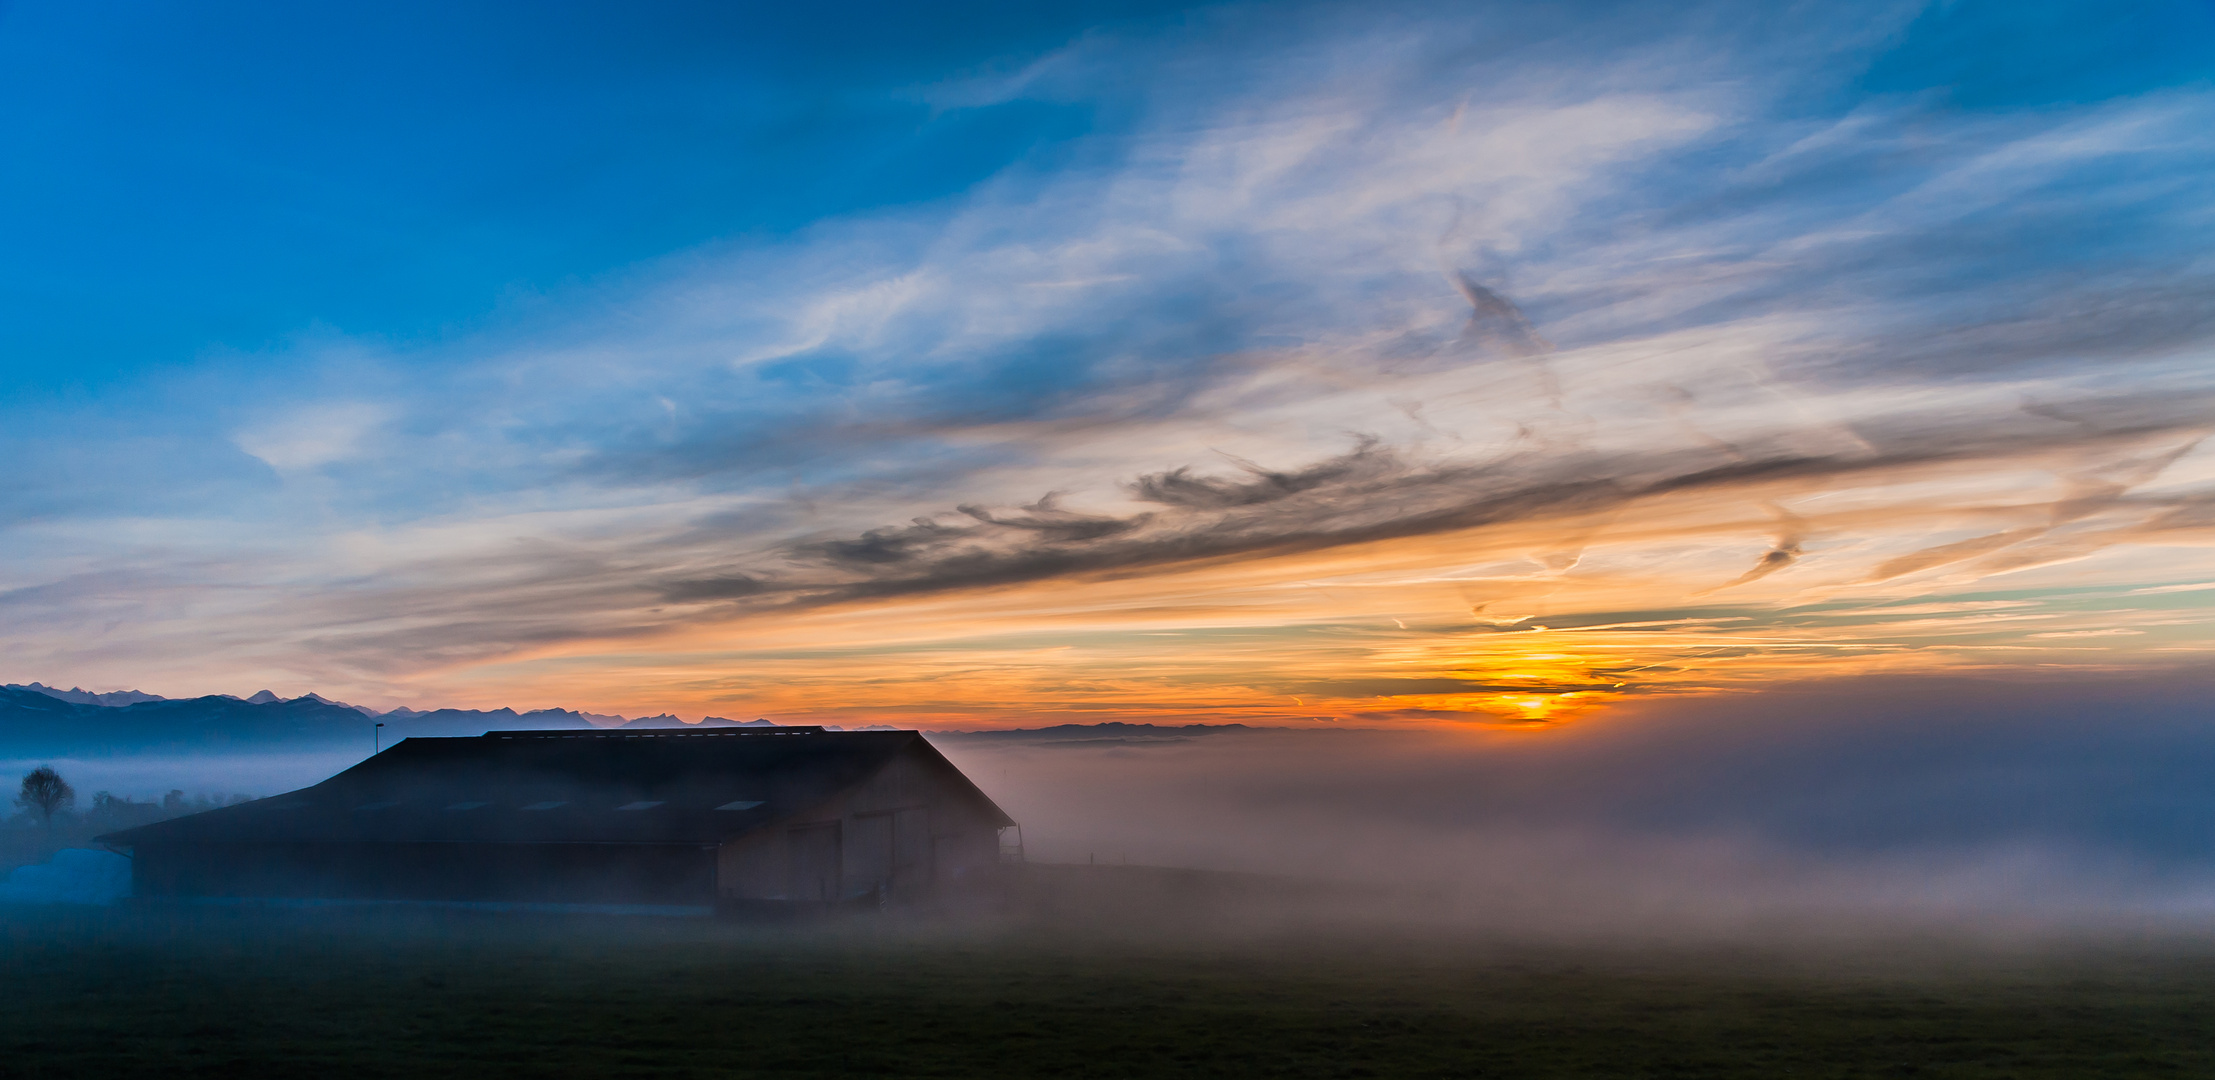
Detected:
left=848, top=812, right=895, bottom=899
left=786, top=822, right=841, bottom=902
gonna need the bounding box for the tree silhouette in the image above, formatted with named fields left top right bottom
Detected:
left=17, top=766, right=75, bottom=825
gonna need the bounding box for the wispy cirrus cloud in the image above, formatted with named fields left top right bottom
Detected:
left=3, top=2, right=2213, bottom=721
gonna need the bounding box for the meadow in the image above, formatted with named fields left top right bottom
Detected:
left=2, top=892, right=2213, bottom=1079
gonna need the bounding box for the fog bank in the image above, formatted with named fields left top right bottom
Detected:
left=934, top=674, right=2215, bottom=935
left=14, top=674, right=2213, bottom=938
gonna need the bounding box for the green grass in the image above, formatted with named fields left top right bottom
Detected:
left=2, top=905, right=2213, bottom=1079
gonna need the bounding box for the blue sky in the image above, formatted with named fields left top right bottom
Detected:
left=1, top=0, right=1184, bottom=393
left=10, top=0, right=2198, bottom=395
left=3, top=0, right=2213, bottom=722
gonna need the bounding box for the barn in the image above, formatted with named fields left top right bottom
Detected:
left=96, top=727, right=1016, bottom=913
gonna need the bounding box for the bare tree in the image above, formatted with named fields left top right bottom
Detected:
left=17, top=766, right=75, bottom=825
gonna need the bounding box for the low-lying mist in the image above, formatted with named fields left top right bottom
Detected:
left=933, top=674, right=2215, bottom=940
left=0, top=752, right=357, bottom=805
left=17, top=673, right=2214, bottom=944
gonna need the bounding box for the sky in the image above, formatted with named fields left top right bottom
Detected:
left=3, top=0, right=2214, bottom=727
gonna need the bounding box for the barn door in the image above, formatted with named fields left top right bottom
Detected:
left=786, top=822, right=841, bottom=903
left=849, top=812, right=895, bottom=900
left=893, top=807, right=930, bottom=894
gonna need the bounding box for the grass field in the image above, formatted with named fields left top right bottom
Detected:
left=3, top=897, right=2214, bottom=1080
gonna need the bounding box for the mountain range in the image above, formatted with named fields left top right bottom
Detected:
left=0, top=683, right=775, bottom=757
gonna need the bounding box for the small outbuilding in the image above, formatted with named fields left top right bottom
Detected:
left=98, top=727, right=1016, bottom=913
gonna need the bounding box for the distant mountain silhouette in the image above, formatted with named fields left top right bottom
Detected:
left=0, top=688, right=626, bottom=756
left=365, top=706, right=603, bottom=737
left=926, top=722, right=1253, bottom=742
left=295, top=692, right=379, bottom=715
left=619, top=714, right=776, bottom=729
left=0, top=680, right=799, bottom=756
left=0, top=685, right=378, bottom=756
left=5, top=683, right=168, bottom=707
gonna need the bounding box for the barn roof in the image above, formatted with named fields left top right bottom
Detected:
left=98, top=727, right=1014, bottom=847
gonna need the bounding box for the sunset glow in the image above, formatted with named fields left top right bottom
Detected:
left=2, top=1, right=2210, bottom=727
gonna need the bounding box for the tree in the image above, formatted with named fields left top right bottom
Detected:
left=16, top=766, right=75, bottom=825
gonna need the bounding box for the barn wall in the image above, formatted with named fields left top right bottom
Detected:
left=132, top=841, right=718, bottom=904
left=715, top=746, right=1004, bottom=904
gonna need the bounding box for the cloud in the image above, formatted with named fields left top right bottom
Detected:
left=1450, top=272, right=1551, bottom=358
left=4, top=2, right=2214, bottom=715
left=233, top=402, right=392, bottom=473
left=1704, top=505, right=1804, bottom=591
left=634, top=390, right=2210, bottom=619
